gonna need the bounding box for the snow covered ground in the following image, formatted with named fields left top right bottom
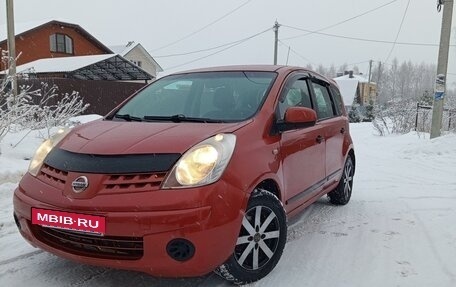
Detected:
left=1, top=122, right=455, bottom=287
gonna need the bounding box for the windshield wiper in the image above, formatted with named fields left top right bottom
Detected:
left=143, top=114, right=224, bottom=123
left=113, top=114, right=144, bottom=122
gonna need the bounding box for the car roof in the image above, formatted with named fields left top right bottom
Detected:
left=175, top=65, right=301, bottom=74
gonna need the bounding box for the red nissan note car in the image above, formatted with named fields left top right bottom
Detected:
left=13, top=65, right=355, bottom=284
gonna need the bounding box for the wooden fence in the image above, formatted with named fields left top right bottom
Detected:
left=18, top=78, right=147, bottom=116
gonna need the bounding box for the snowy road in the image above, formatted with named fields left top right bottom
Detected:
left=1, top=123, right=456, bottom=286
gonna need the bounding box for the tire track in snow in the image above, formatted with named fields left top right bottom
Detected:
left=0, top=250, right=44, bottom=266
left=69, top=269, right=110, bottom=287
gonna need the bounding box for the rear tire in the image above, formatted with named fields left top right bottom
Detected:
left=215, top=189, right=287, bottom=285
left=328, top=156, right=354, bottom=205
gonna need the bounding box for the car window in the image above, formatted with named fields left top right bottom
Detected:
left=150, top=80, right=192, bottom=115
left=115, top=72, right=276, bottom=122
left=278, top=79, right=312, bottom=119
left=311, top=82, right=335, bottom=120
left=329, top=85, right=344, bottom=116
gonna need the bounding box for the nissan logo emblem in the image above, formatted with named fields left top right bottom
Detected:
left=72, top=176, right=89, bottom=193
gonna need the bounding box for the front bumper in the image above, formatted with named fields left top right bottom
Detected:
left=13, top=174, right=247, bottom=277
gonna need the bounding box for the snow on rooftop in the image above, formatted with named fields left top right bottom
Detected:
left=333, top=74, right=369, bottom=105
left=334, top=78, right=357, bottom=106
left=12, top=54, right=116, bottom=74
left=334, top=74, right=368, bottom=83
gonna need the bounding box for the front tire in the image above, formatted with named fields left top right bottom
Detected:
left=215, top=189, right=287, bottom=285
left=328, top=156, right=354, bottom=205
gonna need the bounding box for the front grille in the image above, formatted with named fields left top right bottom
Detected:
left=38, top=164, right=167, bottom=193
left=38, top=164, right=68, bottom=189
left=32, top=224, right=143, bottom=260
left=102, top=172, right=167, bottom=193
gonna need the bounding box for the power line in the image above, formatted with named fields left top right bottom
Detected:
left=152, top=0, right=253, bottom=52
left=384, top=0, right=411, bottom=63
left=278, top=40, right=316, bottom=66
left=155, top=27, right=270, bottom=58
left=278, top=39, right=372, bottom=70
left=282, top=0, right=400, bottom=41
left=281, top=24, right=455, bottom=47
left=163, top=27, right=271, bottom=71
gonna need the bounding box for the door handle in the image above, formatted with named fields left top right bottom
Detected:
left=316, top=135, right=324, bottom=143
left=340, top=127, right=345, bottom=134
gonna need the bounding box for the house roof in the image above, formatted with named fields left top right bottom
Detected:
left=333, top=78, right=358, bottom=106
left=10, top=54, right=153, bottom=81
left=109, top=42, right=163, bottom=72
left=334, top=74, right=368, bottom=83
left=0, top=20, right=113, bottom=54
left=333, top=74, right=374, bottom=105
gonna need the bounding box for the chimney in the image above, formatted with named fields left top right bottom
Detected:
left=349, top=71, right=354, bottom=78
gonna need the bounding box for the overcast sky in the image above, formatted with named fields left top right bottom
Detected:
left=1, top=0, right=455, bottom=81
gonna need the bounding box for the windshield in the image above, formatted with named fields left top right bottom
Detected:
left=113, top=71, right=277, bottom=122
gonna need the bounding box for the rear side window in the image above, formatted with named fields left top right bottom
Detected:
left=311, top=82, right=335, bottom=120
left=329, top=85, right=344, bottom=116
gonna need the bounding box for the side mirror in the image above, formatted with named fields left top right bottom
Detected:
left=284, top=107, right=317, bottom=125
left=272, top=107, right=317, bottom=134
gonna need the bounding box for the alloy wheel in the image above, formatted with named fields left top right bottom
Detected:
left=343, top=160, right=354, bottom=200
left=234, top=205, right=280, bottom=270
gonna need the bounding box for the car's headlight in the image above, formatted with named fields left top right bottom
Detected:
left=162, top=134, right=236, bottom=188
left=28, top=128, right=70, bottom=176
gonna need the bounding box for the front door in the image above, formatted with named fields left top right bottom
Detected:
left=278, top=76, right=326, bottom=212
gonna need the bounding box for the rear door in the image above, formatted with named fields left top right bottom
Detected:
left=309, top=78, right=346, bottom=184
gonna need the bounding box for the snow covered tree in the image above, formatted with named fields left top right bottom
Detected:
left=371, top=58, right=436, bottom=105
left=348, top=105, right=362, bottom=123
left=0, top=77, right=39, bottom=154
left=316, top=64, right=326, bottom=76
left=372, top=99, right=417, bottom=135
left=337, top=63, right=348, bottom=74
left=1, top=72, right=88, bottom=153
left=327, top=64, right=336, bottom=78
left=352, top=65, right=360, bottom=75
left=24, top=83, right=89, bottom=138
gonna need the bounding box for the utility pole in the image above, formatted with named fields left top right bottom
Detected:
left=368, top=59, right=373, bottom=83
left=430, top=0, right=453, bottom=138
left=273, top=21, right=280, bottom=65
left=6, top=0, right=17, bottom=96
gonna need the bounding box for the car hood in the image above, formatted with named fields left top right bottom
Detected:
left=58, top=119, right=251, bottom=155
